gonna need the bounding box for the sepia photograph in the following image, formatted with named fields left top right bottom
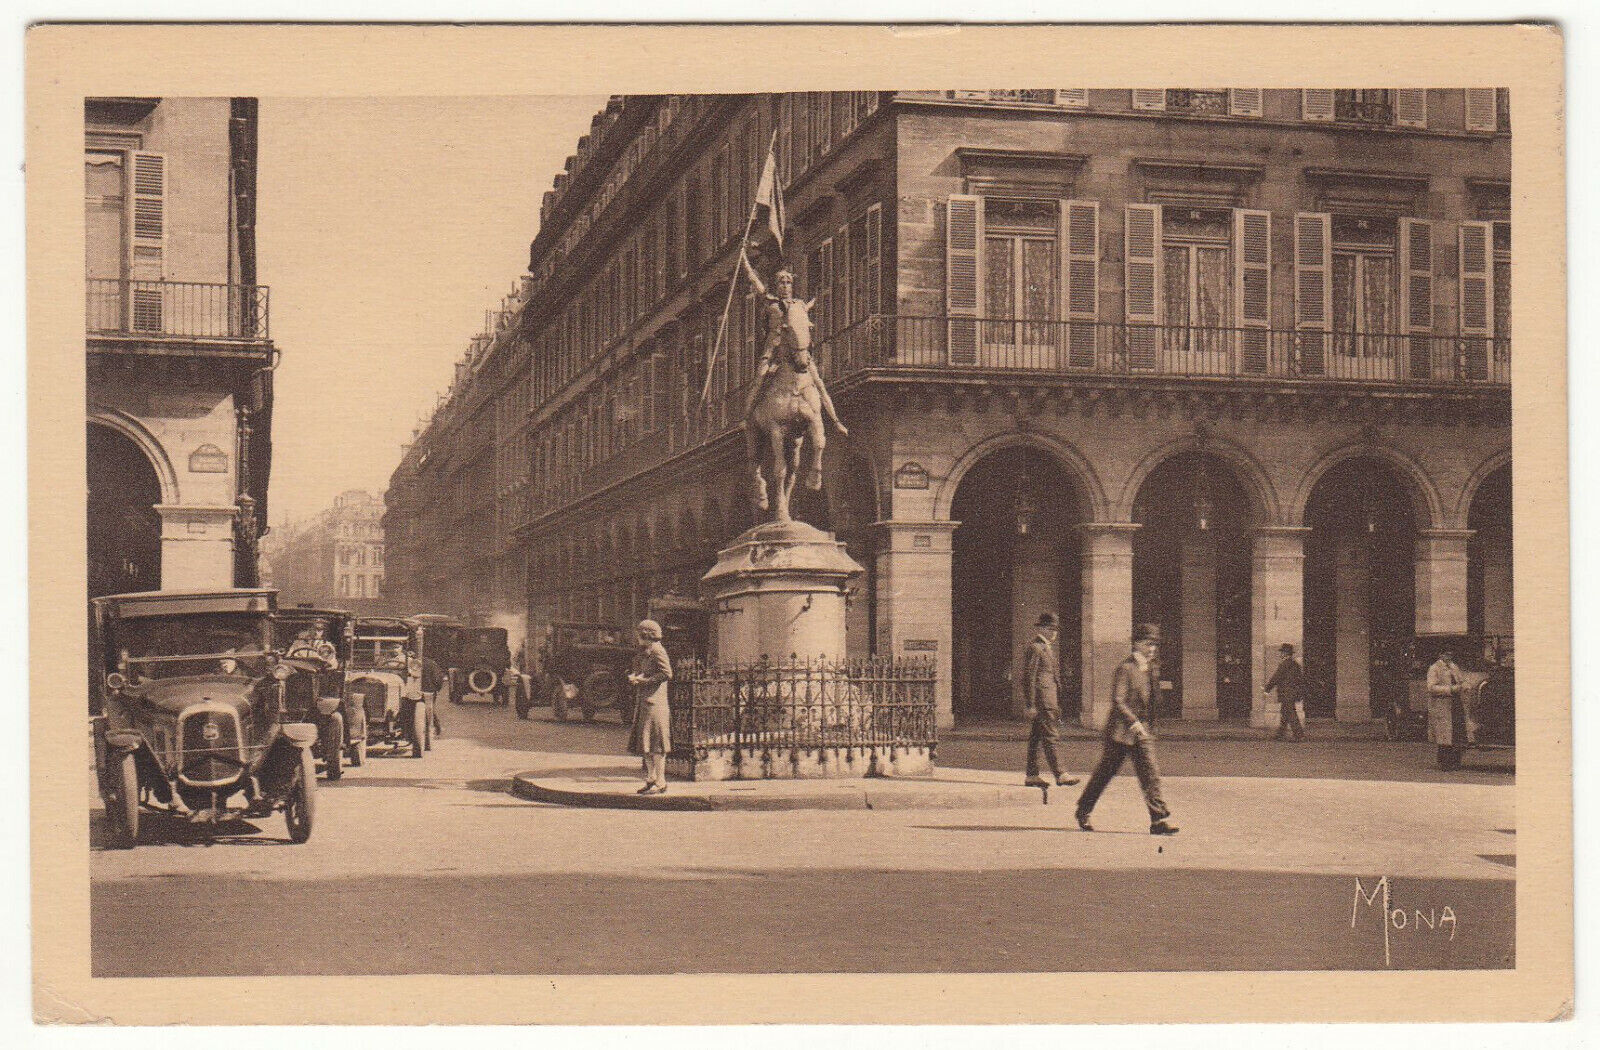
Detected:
left=27, top=23, right=1570, bottom=1027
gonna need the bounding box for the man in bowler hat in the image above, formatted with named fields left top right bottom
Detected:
left=1264, top=642, right=1306, bottom=741
left=1022, top=612, right=1079, bottom=788
left=1075, top=623, right=1179, bottom=835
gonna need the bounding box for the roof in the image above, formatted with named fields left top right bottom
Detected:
left=275, top=606, right=352, bottom=620
left=94, top=588, right=278, bottom=619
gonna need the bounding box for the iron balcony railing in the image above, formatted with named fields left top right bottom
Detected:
left=668, top=655, right=939, bottom=764
left=820, top=315, right=1511, bottom=387
left=87, top=279, right=271, bottom=341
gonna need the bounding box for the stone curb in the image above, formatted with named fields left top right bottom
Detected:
left=510, top=770, right=1058, bottom=812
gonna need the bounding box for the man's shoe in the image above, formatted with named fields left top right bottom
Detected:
left=1150, top=821, right=1180, bottom=836
left=1024, top=775, right=1050, bottom=788
left=1055, top=774, right=1080, bottom=786
left=636, top=785, right=654, bottom=795
left=1075, top=812, right=1094, bottom=832
left=645, top=784, right=668, bottom=795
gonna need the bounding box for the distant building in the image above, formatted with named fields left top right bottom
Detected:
left=86, top=96, right=276, bottom=598
left=263, top=490, right=387, bottom=612
left=386, top=90, right=1511, bottom=730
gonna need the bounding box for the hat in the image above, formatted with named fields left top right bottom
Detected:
left=1134, top=623, right=1161, bottom=643
left=635, top=619, right=663, bottom=641
left=1035, top=612, right=1058, bottom=629
left=1279, top=642, right=1295, bottom=654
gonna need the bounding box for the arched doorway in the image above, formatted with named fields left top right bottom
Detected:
left=1467, top=464, right=1512, bottom=641
left=88, top=421, right=163, bottom=598
left=1130, top=451, right=1257, bottom=720
left=950, top=446, right=1085, bottom=723
left=1303, top=457, right=1419, bottom=720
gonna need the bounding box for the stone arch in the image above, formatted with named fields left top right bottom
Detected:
left=87, top=407, right=179, bottom=505
left=1291, top=442, right=1445, bottom=529
left=1455, top=448, right=1513, bottom=528
left=934, top=431, right=1108, bottom=523
left=1115, top=434, right=1279, bottom=527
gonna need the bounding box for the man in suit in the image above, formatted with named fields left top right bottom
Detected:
left=1022, top=612, right=1080, bottom=788
left=1075, top=623, right=1178, bottom=835
left=627, top=619, right=674, bottom=795
left=1265, top=642, right=1306, bottom=741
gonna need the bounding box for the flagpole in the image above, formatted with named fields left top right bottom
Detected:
left=701, top=129, right=781, bottom=413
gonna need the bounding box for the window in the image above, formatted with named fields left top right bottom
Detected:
left=1334, top=89, right=1394, bottom=124
left=339, top=574, right=350, bottom=596
left=982, top=198, right=1058, bottom=360
left=1330, top=215, right=1399, bottom=364
left=1165, top=89, right=1229, bottom=115
left=1161, top=208, right=1233, bottom=360
left=1492, top=221, right=1511, bottom=347
left=85, top=150, right=126, bottom=281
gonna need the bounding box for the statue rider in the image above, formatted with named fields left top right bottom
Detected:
left=740, top=254, right=848, bottom=439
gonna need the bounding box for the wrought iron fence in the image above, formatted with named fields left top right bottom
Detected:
left=821, top=315, right=1511, bottom=387
left=87, top=279, right=271, bottom=341
left=669, top=655, right=938, bottom=760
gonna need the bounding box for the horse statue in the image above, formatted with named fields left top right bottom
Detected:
left=741, top=258, right=847, bottom=523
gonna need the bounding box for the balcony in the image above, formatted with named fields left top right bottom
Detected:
left=87, top=279, right=271, bottom=347
left=821, top=316, right=1510, bottom=388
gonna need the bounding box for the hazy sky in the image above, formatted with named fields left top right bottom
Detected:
left=257, top=95, right=609, bottom=528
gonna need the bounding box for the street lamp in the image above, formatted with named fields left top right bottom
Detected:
left=1013, top=472, right=1038, bottom=536
left=1193, top=461, right=1214, bottom=532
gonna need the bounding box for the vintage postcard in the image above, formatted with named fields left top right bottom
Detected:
left=27, top=23, right=1569, bottom=1026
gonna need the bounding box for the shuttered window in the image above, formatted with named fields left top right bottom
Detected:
left=1228, top=89, right=1263, bottom=117
left=1060, top=199, right=1100, bottom=368
left=1301, top=89, right=1336, bottom=122
left=1395, top=89, right=1428, bottom=129
left=1399, top=218, right=1435, bottom=377
left=833, top=223, right=851, bottom=333
left=1294, top=213, right=1332, bottom=374
left=1464, top=89, right=1499, bottom=132
left=128, top=151, right=166, bottom=331
left=1124, top=204, right=1161, bottom=370
left=1132, top=89, right=1167, bottom=111
left=1458, top=221, right=1494, bottom=380
left=945, top=194, right=983, bottom=365
left=865, top=203, right=883, bottom=316
left=816, top=237, right=834, bottom=340
left=1234, top=209, right=1272, bottom=372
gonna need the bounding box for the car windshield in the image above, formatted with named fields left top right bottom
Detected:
left=352, top=637, right=409, bottom=669
left=557, top=626, right=620, bottom=647
left=114, top=613, right=271, bottom=679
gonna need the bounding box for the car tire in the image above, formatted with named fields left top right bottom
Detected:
left=322, top=712, right=343, bottom=781
left=1437, top=745, right=1463, bottom=771
left=109, top=751, right=139, bottom=849
left=349, top=735, right=366, bottom=768
left=552, top=680, right=571, bottom=721
left=285, top=749, right=316, bottom=843
left=411, top=702, right=428, bottom=759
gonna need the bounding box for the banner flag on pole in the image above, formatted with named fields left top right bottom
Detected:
left=752, top=145, right=786, bottom=256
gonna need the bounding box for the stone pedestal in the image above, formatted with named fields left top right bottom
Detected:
left=701, top=520, right=865, bottom=663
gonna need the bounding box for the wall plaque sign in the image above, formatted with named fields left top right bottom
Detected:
left=893, top=462, right=929, bottom=489
left=903, top=639, right=938, bottom=652
left=188, top=443, right=228, bottom=473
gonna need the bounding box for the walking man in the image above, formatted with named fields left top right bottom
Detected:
left=1022, top=612, right=1079, bottom=788
left=1265, top=642, right=1306, bottom=741
left=628, top=619, right=674, bottom=795
left=1075, top=623, right=1179, bottom=835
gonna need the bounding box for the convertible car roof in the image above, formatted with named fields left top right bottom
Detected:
left=95, top=589, right=278, bottom=619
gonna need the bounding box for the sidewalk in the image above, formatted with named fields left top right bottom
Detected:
left=947, top=717, right=1389, bottom=743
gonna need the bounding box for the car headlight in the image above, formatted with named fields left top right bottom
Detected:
left=272, top=662, right=293, bottom=681
left=104, top=672, right=127, bottom=693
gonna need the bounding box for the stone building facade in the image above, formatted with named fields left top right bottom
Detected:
left=385, top=89, right=1511, bottom=729
left=261, top=489, right=387, bottom=612
left=86, top=96, right=275, bottom=598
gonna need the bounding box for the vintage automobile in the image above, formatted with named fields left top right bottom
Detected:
left=90, top=588, right=319, bottom=847
left=271, top=606, right=359, bottom=781
left=345, top=616, right=428, bottom=759
left=534, top=599, right=709, bottom=723
left=1392, top=633, right=1515, bottom=769
left=447, top=625, right=527, bottom=708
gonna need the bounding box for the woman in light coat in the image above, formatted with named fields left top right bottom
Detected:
left=627, top=619, right=673, bottom=794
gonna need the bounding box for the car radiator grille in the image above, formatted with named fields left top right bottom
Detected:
left=180, top=708, right=242, bottom=785
left=351, top=680, right=389, bottom=722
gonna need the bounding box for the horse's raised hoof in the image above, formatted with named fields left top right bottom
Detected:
left=805, top=469, right=824, bottom=491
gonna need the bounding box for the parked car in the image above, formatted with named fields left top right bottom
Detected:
left=271, top=606, right=358, bottom=781
left=346, top=616, right=429, bottom=759
left=405, top=613, right=464, bottom=750
left=1393, top=633, right=1515, bottom=769
left=447, top=625, right=527, bottom=709
left=539, top=622, right=634, bottom=722
left=90, top=588, right=319, bottom=847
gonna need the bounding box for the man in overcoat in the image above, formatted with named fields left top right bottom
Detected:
left=627, top=618, right=674, bottom=795
left=1022, top=612, right=1079, bottom=788
left=1264, top=642, right=1306, bottom=741
left=1074, top=623, right=1179, bottom=835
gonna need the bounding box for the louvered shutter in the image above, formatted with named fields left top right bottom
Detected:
left=1060, top=199, right=1100, bottom=368
left=833, top=223, right=851, bottom=331
left=1233, top=209, right=1272, bottom=373
left=865, top=203, right=883, bottom=316
left=1228, top=89, right=1263, bottom=117
left=946, top=195, right=983, bottom=365
left=1123, top=204, right=1161, bottom=370
left=1294, top=213, right=1332, bottom=374
left=1132, top=89, right=1166, bottom=111
left=1458, top=221, right=1494, bottom=380
left=1302, top=89, right=1335, bottom=122
left=817, top=238, right=834, bottom=340
left=130, top=152, right=166, bottom=331
left=1464, top=89, right=1499, bottom=132
left=1399, top=218, right=1435, bottom=378
left=1055, top=89, right=1089, bottom=109
left=1396, top=89, right=1428, bottom=129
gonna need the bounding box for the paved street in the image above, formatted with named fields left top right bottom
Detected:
left=90, top=700, right=1514, bottom=977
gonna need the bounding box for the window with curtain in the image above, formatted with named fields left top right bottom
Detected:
left=1331, top=215, right=1398, bottom=357
left=1160, top=208, right=1232, bottom=360
left=981, top=198, right=1058, bottom=354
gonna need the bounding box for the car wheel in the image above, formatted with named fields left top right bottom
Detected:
left=321, top=712, right=343, bottom=781
left=285, top=749, right=316, bottom=843
left=552, top=680, right=570, bottom=721
left=349, top=735, right=366, bottom=768
left=1437, top=745, right=1463, bottom=771
left=109, top=751, right=139, bottom=849
left=411, top=702, right=428, bottom=759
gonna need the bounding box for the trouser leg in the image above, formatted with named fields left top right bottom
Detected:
left=1130, top=738, right=1170, bottom=822
left=1076, top=742, right=1127, bottom=816
left=1037, top=710, right=1062, bottom=775
left=646, top=753, right=666, bottom=787
left=1289, top=702, right=1304, bottom=739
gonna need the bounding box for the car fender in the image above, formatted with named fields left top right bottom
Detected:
left=279, top=721, right=319, bottom=748
left=104, top=728, right=144, bottom=753
left=315, top=696, right=343, bottom=718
